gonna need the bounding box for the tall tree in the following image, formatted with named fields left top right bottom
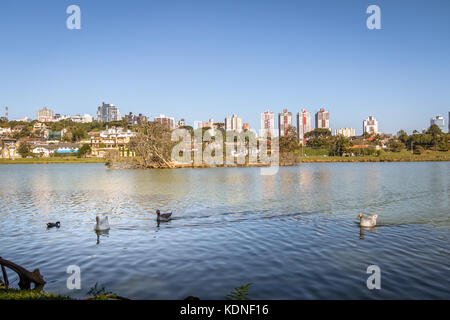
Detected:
left=129, top=122, right=177, bottom=168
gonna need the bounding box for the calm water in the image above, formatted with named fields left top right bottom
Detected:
left=0, top=163, right=449, bottom=299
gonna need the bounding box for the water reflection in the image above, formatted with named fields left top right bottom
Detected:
left=359, top=226, right=377, bottom=240
left=95, top=229, right=110, bottom=245
left=0, top=163, right=449, bottom=299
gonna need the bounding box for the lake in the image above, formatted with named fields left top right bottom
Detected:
left=0, top=162, right=449, bottom=299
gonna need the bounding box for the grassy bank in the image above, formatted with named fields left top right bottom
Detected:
left=0, top=288, right=71, bottom=300
left=2, top=151, right=449, bottom=167
left=290, top=150, right=450, bottom=163
left=0, top=157, right=106, bottom=164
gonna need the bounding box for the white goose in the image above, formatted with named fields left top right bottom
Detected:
left=95, top=216, right=110, bottom=231
left=357, top=213, right=378, bottom=227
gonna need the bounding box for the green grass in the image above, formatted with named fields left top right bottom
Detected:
left=0, top=157, right=106, bottom=164
left=294, top=150, right=450, bottom=162
left=0, top=288, right=71, bottom=300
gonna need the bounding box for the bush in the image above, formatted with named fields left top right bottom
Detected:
left=413, top=146, right=424, bottom=155
left=438, top=143, right=449, bottom=152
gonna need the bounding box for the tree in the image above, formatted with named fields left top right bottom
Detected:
left=363, top=132, right=371, bottom=139
left=426, top=124, right=443, bottom=151
left=77, top=144, right=91, bottom=158
left=12, top=127, right=31, bottom=139
left=387, top=139, right=405, bottom=152
left=279, top=126, right=299, bottom=153
left=128, top=122, right=177, bottom=168
left=304, top=128, right=332, bottom=139
left=329, top=135, right=351, bottom=156
left=18, top=142, right=31, bottom=157
left=397, top=130, right=408, bottom=143
left=413, top=146, right=424, bottom=155
left=70, top=128, right=87, bottom=142
left=426, top=124, right=443, bottom=136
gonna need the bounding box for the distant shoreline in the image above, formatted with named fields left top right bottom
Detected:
left=0, top=157, right=106, bottom=164
left=1, top=154, right=449, bottom=166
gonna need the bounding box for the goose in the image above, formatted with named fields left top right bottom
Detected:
left=47, top=221, right=60, bottom=228
left=357, top=213, right=378, bottom=228
left=156, top=210, right=172, bottom=222
left=95, top=216, right=110, bottom=231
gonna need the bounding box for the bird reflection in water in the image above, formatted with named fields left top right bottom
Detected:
left=359, top=226, right=377, bottom=240
left=95, top=229, right=110, bottom=244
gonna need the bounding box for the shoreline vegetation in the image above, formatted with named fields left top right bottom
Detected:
left=106, top=151, right=450, bottom=169
left=1, top=150, right=449, bottom=166
left=2, top=121, right=449, bottom=167
left=0, top=157, right=106, bottom=164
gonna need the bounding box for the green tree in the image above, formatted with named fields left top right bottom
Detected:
left=70, top=128, right=87, bottom=142
left=279, top=126, right=299, bottom=153
left=397, top=130, right=408, bottom=143
left=387, top=139, right=405, bottom=152
left=304, top=128, right=332, bottom=139
left=413, top=145, right=424, bottom=155
left=77, top=144, right=92, bottom=158
left=426, top=124, right=443, bottom=150
left=329, top=135, right=351, bottom=156
left=17, top=142, right=31, bottom=157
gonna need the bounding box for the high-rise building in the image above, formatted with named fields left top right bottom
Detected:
left=278, top=109, right=293, bottom=137
left=335, top=127, right=356, bottom=137
left=154, top=114, right=175, bottom=130
left=36, top=107, right=54, bottom=122
left=363, top=116, right=379, bottom=135
left=430, top=115, right=445, bottom=132
left=296, top=109, right=312, bottom=143
left=97, top=102, right=121, bottom=122
left=260, top=110, right=275, bottom=136
left=315, top=108, right=330, bottom=129
left=225, top=114, right=242, bottom=132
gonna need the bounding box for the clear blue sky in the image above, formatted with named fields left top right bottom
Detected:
left=0, top=0, right=449, bottom=134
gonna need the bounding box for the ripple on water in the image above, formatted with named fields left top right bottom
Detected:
left=0, top=163, right=449, bottom=299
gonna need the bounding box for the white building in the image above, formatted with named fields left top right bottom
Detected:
left=100, top=127, right=137, bottom=139
left=334, top=127, right=356, bottom=137
left=315, top=108, right=330, bottom=129
left=32, top=145, right=58, bottom=158
left=430, top=115, right=445, bottom=132
left=363, top=116, right=379, bottom=135
left=36, top=107, right=54, bottom=122
left=68, top=114, right=93, bottom=123
left=225, top=114, right=243, bottom=132
left=97, top=102, right=121, bottom=122
left=260, top=110, right=275, bottom=137
left=278, top=109, right=293, bottom=137
left=297, top=109, right=312, bottom=142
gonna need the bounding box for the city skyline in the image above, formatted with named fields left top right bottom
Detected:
left=0, top=1, right=449, bottom=134
left=4, top=103, right=450, bottom=136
